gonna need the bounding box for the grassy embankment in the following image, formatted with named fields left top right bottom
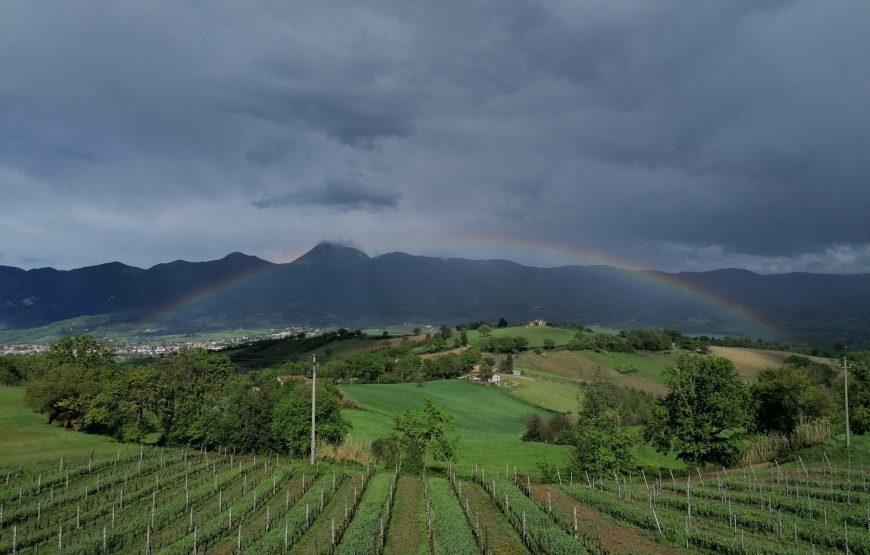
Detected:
left=0, top=386, right=139, bottom=467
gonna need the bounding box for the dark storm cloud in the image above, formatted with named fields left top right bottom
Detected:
left=252, top=179, right=401, bottom=211
left=0, top=0, right=869, bottom=272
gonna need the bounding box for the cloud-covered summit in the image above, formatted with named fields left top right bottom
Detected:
left=1, top=0, right=869, bottom=273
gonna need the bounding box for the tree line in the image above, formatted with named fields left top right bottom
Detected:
left=524, top=351, right=870, bottom=477
left=20, top=336, right=350, bottom=457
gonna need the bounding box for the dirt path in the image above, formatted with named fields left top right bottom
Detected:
left=459, top=479, right=531, bottom=555
left=530, top=484, right=678, bottom=555
left=384, top=476, right=427, bottom=555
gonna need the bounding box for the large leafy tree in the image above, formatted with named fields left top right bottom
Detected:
left=47, top=335, right=115, bottom=368
left=154, top=348, right=235, bottom=445
left=271, top=380, right=350, bottom=457
left=205, top=376, right=281, bottom=453
left=848, top=353, right=870, bottom=435
left=384, top=398, right=458, bottom=473
left=645, top=354, right=751, bottom=465
left=570, top=370, right=635, bottom=474
left=753, top=365, right=834, bottom=434
left=25, top=335, right=116, bottom=430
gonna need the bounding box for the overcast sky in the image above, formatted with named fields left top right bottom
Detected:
left=2, top=1, right=869, bottom=273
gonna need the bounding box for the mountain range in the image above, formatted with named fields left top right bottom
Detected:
left=2, top=243, right=869, bottom=346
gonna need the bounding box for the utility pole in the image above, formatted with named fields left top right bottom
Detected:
left=841, top=356, right=851, bottom=449
left=309, top=354, right=318, bottom=465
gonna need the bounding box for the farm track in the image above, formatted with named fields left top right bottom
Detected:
left=384, top=476, right=427, bottom=555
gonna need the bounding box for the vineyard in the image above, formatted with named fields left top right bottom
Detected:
left=1, top=448, right=869, bottom=554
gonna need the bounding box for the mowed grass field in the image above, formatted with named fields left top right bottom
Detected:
left=517, top=351, right=669, bottom=395
left=708, top=346, right=836, bottom=379
left=499, top=375, right=582, bottom=413
left=466, top=325, right=577, bottom=348
left=0, top=386, right=139, bottom=467
left=579, top=350, right=671, bottom=385
left=339, top=380, right=571, bottom=478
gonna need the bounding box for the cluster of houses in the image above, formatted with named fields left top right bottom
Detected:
left=461, top=366, right=522, bottom=384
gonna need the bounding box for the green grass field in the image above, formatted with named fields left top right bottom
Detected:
left=339, top=380, right=570, bottom=478
left=465, top=325, right=577, bottom=348
left=501, top=376, right=582, bottom=413
left=579, top=351, right=671, bottom=385
left=0, top=386, right=139, bottom=467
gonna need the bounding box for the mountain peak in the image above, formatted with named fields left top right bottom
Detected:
left=293, top=242, right=370, bottom=266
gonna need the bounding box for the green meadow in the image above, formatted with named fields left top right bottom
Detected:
left=501, top=377, right=582, bottom=413
left=465, top=325, right=576, bottom=348
left=579, top=350, right=671, bottom=385
left=339, top=380, right=570, bottom=478
left=0, top=386, right=139, bottom=467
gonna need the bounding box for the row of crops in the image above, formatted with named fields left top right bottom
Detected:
left=0, top=447, right=362, bottom=554
left=547, top=459, right=870, bottom=554
left=7, top=446, right=864, bottom=554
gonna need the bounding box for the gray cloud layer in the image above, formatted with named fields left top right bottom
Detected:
left=1, top=0, right=869, bottom=272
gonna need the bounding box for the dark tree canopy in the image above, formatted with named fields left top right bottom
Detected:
left=753, top=366, right=834, bottom=434
left=645, top=354, right=752, bottom=465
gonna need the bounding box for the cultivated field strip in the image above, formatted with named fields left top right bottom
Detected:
left=427, top=475, right=478, bottom=555
left=450, top=475, right=531, bottom=555
left=293, top=468, right=371, bottom=554
left=472, top=469, right=587, bottom=554
left=559, top=463, right=870, bottom=554
left=154, top=462, right=298, bottom=555
left=383, top=476, right=427, bottom=555
left=334, top=470, right=397, bottom=554
left=0, top=446, right=321, bottom=555
left=246, top=472, right=348, bottom=553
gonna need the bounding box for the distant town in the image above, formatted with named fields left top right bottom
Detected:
left=0, top=325, right=325, bottom=358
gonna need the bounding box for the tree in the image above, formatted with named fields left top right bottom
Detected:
left=645, top=354, right=751, bottom=465
left=391, top=398, right=458, bottom=472
left=753, top=366, right=834, bottom=434
left=543, top=338, right=556, bottom=350
left=47, top=335, right=115, bottom=369
left=848, top=354, right=870, bottom=434
left=0, top=357, right=25, bottom=385
left=153, top=348, right=235, bottom=446
left=478, top=324, right=492, bottom=337
left=412, top=327, right=422, bottom=336
left=460, top=330, right=468, bottom=346
left=502, top=354, right=514, bottom=373
left=497, top=317, right=509, bottom=328
left=271, top=380, right=350, bottom=457
left=569, top=371, right=635, bottom=474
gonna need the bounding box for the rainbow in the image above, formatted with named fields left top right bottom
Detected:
left=373, top=234, right=780, bottom=339
left=145, top=236, right=780, bottom=339
left=143, top=261, right=282, bottom=329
